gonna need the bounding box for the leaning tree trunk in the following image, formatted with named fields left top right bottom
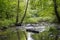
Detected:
left=19, top=0, right=29, bottom=26
left=53, top=0, right=60, bottom=40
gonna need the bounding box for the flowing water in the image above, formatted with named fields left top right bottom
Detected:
left=11, top=22, right=59, bottom=40
left=26, top=25, right=46, bottom=40
left=27, top=32, right=34, bottom=40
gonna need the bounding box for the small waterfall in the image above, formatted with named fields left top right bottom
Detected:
left=27, top=32, right=34, bottom=40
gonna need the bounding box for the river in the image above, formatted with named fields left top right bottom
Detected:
left=10, top=22, right=60, bottom=40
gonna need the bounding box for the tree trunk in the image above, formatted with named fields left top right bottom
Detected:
left=53, top=0, right=59, bottom=40
left=19, top=0, right=29, bottom=26
left=16, top=0, right=20, bottom=24
left=16, top=0, right=20, bottom=40
left=53, top=0, right=60, bottom=23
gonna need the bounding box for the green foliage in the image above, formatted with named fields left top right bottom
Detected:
left=0, top=0, right=60, bottom=26
left=0, top=0, right=17, bottom=26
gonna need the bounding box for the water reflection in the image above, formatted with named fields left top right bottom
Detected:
left=27, top=32, right=34, bottom=40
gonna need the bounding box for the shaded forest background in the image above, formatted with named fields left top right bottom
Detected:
left=0, top=0, right=60, bottom=27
